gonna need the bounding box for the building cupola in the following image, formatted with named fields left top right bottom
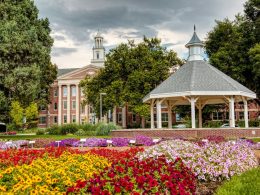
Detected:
left=185, top=25, right=204, bottom=61
left=91, top=30, right=105, bottom=67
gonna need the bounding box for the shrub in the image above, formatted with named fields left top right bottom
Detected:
left=95, top=122, right=118, bottom=136
left=215, top=167, right=260, bottom=195
left=46, top=125, right=61, bottom=135
left=204, top=121, right=222, bottom=128
left=74, top=129, right=87, bottom=136
left=60, top=124, right=78, bottom=135
left=67, top=157, right=196, bottom=194
left=81, top=123, right=94, bottom=131
left=137, top=140, right=258, bottom=181
left=36, top=129, right=45, bottom=135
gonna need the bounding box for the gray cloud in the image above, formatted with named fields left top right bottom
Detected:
left=34, top=0, right=246, bottom=67
left=52, top=47, right=78, bottom=57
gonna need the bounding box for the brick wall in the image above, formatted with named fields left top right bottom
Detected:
left=111, top=128, right=260, bottom=139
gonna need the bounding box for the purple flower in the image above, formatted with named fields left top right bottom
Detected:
left=135, top=135, right=154, bottom=146
left=111, top=138, right=130, bottom=147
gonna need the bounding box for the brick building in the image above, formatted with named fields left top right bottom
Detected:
left=39, top=32, right=259, bottom=128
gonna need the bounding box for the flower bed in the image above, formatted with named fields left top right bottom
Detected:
left=137, top=140, right=258, bottom=181
left=0, top=152, right=110, bottom=193
left=67, top=157, right=196, bottom=194
left=0, top=147, right=81, bottom=170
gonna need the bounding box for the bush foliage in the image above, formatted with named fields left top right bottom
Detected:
left=46, top=123, right=118, bottom=136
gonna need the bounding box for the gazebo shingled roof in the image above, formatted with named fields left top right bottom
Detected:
left=143, top=60, right=256, bottom=103
left=143, top=27, right=256, bottom=129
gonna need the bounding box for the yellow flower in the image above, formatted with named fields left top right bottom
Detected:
left=0, top=152, right=110, bottom=194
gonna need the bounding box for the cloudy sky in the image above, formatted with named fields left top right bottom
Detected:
left=34, top=0, right=246, bottom=69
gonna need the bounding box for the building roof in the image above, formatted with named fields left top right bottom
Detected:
left=185, top=31, right=203, bottom=47
left=143, top=60, right=256, bottom=102
left=57, top=68, right=79, bottom=77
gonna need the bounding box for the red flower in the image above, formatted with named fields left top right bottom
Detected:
left=114, top=186, right=121, bottom=193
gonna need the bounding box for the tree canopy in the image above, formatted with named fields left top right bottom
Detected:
left=0, top=0, right=57, bottom=122
left=80, top=37, right=182, bottom=121
left=205, top=0, right=260, bottom=97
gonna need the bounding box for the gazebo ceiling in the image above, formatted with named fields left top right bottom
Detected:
left=143, top=60, right=256, bottom=103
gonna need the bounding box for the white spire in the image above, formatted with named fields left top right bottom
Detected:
left=91, top=30, right=105, bottom=67
left=185, top=26, right=204, bottom=61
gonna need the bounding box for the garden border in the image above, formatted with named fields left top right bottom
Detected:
left=111, top=128, right=260, bottom=139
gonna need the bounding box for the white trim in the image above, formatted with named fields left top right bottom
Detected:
left=57, top=64, right=101, bottom=80
left=143, top=91, right=256, bottom=102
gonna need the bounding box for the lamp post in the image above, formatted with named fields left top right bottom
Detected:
left=100, top=93, right=107, bottom=122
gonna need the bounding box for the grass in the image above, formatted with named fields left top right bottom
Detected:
left=215, top=167, right=260, bottom=195
left=251, top=137, right=260, bottom=143
left=0, top=134, right=111, bottom=141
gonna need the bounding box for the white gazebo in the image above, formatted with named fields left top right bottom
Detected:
left=143, top=27, right=256, bottom=129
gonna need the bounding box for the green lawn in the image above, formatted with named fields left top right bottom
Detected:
left=215, top=167, right=260, bottom=195
left=0, top=134, right=110, bottom=141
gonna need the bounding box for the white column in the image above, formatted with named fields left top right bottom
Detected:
left=58, top=85, right=62, bottom=125
left=150, top=101, right=154, bottom=129
left=167, top=103, right=172, bottom=129
left=229, top=96, right=235, bottom=127
left=198, top=101, right=202, bottom=128
left=243, top=98, right=249, bottom=128
left=122, top=106, right=126, bottom=128
left=156, top=100, right=162, bottom=129
left=76, top=84, right=80, bottom=124
left=191, top=97, right=196, bottom=128
left=113, top=106, right=117, bottom=124
left=67, top=85, right=71, bottom=123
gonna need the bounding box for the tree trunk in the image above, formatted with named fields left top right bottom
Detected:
left=141, top=117, right=145, bottom=128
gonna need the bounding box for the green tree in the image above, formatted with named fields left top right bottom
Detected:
left=0, top=0, right=57, bottom=120
left=205, top=0, right=260, bottom=97
left=81, top=37, right=182, bottom=127
left=10, top=101, right=24, bottom=129
left=25, top=102, right=38, bottom=128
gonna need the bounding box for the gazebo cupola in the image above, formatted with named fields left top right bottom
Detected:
left=143, top=27, right=256, bottom=129
left=185, top=25, right=204, bottom=61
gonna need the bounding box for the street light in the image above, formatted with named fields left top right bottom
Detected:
left=100, top=93, right=107, bottom=122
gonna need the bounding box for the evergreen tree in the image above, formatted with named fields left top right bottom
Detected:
left=0, top=0, right=57, bottom=122
left=205, top=0, right=260, bottom=96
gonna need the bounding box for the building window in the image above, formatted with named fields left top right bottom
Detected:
left=72, top=101, right=76, bottom=110
left=72, top=115, right=76, bottom=123
left=81, top=104, right=85, bottom=114
left=63, top=101, right=67, bottom=110
left=63, top=86, right=67, bottom=97
left=162, top=113, right=168, bottom=122
left=212, top=112, right=223, bottom=120
left=176, top=113, right=181, bottom=121
left=225, top=112, right=229, bottom=120
left=63, top=115, right=67, bottom=123
left=117, top=113, right=122, bottom=123
left=239, top=112, right=244, bottom=120
left=96, top=52, right=99, bottom=59
left=81, top=118, right=85, bottom=124
left=40, top=105, right=46, bottom=111
left=53, top=116, right=58, bottom=123
left=54, top=103, right=58, bottom=110
left=71, top=86, right=76, bottom=97
left=54, top=89, right=58, bottom=97
left=132, top=114, right=136, bottom=122
left=39, top=116, right=46, bottom=124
